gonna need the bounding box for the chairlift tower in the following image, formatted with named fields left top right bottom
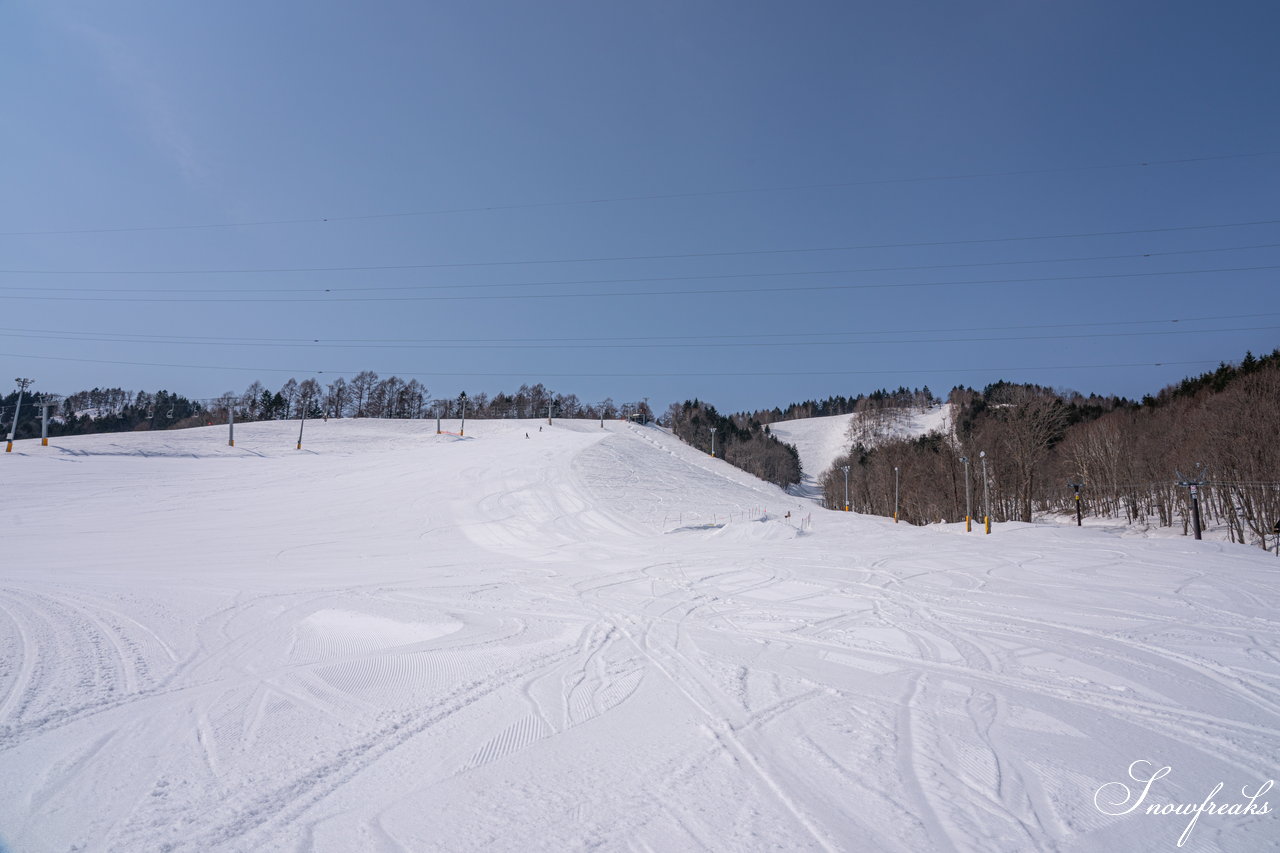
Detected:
left=5, top=378, right=33, bottom=452
left=36, top=393, right=62, bottom=447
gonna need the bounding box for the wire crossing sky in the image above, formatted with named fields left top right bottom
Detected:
left=3, top=1, right=1278, bottom=411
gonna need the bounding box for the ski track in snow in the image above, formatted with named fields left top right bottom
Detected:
left=0, top=418, right=1277, bottom=852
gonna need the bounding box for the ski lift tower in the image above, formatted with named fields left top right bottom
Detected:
left=5, top=378, right=34, bottom=452
left=36, top=393, right=63, bottom=447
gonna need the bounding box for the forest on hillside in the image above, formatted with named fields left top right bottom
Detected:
left=664, top=400, right=802, bottom=489
left=0, top=376, right=654, bottom=440
left=814, top=350, right=1280, bottom=549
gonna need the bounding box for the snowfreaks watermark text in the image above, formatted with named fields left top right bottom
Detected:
left=1093, top=760, right=1273, bottom=847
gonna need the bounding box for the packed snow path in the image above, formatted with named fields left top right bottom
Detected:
left=1, top=419, right=1276, bottom=852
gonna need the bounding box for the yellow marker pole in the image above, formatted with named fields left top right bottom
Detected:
left=965, top=515, right=971, bottom=533
left=985, top=515, right=991, bottom=535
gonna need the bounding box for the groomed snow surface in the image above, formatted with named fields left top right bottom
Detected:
left=1, top=418, right=1276, bottom=852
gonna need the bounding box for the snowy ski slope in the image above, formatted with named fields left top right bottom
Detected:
left=0, top=418, right=1276, bottom=851
left=768, top=406, right=953, bottom=497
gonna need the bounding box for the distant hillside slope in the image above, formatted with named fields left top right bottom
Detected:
left=768, top=405, right=953, bottom=498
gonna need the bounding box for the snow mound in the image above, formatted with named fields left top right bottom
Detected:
left=299, top=609, right=462, bottom=651
left=709, top=518, right=803, bottom=541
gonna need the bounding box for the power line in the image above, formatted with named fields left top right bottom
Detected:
left=0, top=350, right=1224, bottom=379
left=3, top=151, right=1275, bottom=238
left=5, top=310, right=1277, bottom=347
left=0, top=264, right=1274, bottom=303
left=2, top=241, right=1277, bottom=294
left=3, top=218, right=1278, bottom=276
left=0, top=324, right=1275, bottom=351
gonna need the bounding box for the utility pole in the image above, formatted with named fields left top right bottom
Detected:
left=980, top=450, right=991, bottom=534
left=228, top=404, right=235, bottom=447
left=436, top=401, right=442, bottom=434
left=296, top=394, right=309, bottom=450
left=710, top=427, right=717, bottom=458
left=893, top=466, right=900, bottom=523
left=546, top=403, right=556, bottom=425
left=459, top=392, right=467, bottom=437
left=1177, top=467, right=1205, bottom=540
left=1068, top=480, right=1083, bottom=526
left=841, top=465, right=851, bottom=511
left=960, top=456, right=971, bottom=532
left=5, top=378, right=33, bottom=453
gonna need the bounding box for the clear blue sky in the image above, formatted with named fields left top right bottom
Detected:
left=4, top=0, right=1278, bottom=414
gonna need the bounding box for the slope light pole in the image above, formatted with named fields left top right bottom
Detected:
left=841, top=464, right=851, bottom=512
left=893, top=466, right=900, bottom=523
left=1177, top=466, right=1205, bottom=540
left=710, top=427, right=717, bottom=458
left=37, top=396, right=48, bottom=447
left=960, top=456, right=971, bottom=532
left=5, top=378, right=33, bottom=453
left=459, top=392, right=467, bottom=437
left=228, top=404, right=235, bottom=447
left=1068, top=480, right=1083, bottom=526
left=980, top=451, right=992, bottom=534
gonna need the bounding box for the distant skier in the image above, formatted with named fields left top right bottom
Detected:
left=525, top=433, right=529, bottom=439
